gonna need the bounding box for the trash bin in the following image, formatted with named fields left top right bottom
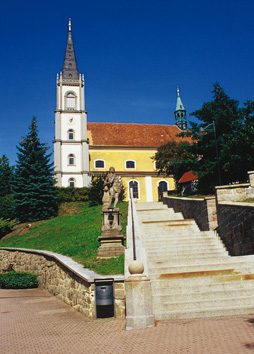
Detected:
left=94, top=278, right=115, bottom=318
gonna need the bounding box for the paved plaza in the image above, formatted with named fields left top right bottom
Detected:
left=1, top=288, right=254, bottom=354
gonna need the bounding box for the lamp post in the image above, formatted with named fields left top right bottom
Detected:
left=199, top=121, right=222, bottom=186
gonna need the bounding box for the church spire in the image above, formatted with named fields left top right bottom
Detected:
left=62, top=19, right=79, bottom=80
left=174, top=87, right=187, bottom=130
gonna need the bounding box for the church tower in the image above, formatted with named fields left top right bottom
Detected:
left=54, top=19, right=90, bottom=187
left=174, top=88, right=187, bottom=130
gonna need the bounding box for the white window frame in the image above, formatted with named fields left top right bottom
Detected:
left=128, top=179, right=140, bottom=200
left=94, top=159, right=105, bottom=169
left=69, top=177, right=76, bottom=187
left=65, top=91, right=76, bottom=110
left=125, top=160, right=136, bottom=170
left=68, top=154, right=76, bottom=166
left=67, top=129, right=75, bottom=140
left=157, top=180, right=169, bottom=192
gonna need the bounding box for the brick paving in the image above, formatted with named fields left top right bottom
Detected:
left=1, top=288, right=254, bottom=354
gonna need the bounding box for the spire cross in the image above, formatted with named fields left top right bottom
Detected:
left=68, top=18, right=72, bottom=31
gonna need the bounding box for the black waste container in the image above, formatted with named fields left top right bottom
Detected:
left=94, top=278, right=115, bottom=318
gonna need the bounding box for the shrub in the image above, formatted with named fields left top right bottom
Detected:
left=0, top=218, right=14, bottom=239
left=0, top=271, right=39, bottom=289
left=55, top=187, right=89, bottom=204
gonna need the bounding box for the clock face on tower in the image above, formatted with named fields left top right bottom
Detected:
left=68, top=117, right=75, bottom=125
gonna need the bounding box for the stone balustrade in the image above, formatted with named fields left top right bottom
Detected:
left=0, top=247, right=125, bottom=318
left=162, top=196, right=217, bottom=231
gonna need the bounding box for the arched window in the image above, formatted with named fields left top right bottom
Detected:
left=129, top=180, right=139, bottom=199
left=126, top=160, right=135, bottom=169
left=95, top=160, right=105, bottom=169
left=65, top=92, right=76, bottom=110
left=158, top=181, right=168, bottom=193
left=154, top=161, right=159, bottom=170
left=68, top=129, right=74, bottom=140
left=68, top=154, right=75, bottom=165
left=69, top=178, right=75, bottom=187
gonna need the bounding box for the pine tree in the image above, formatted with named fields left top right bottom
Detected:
left=13, top=117, right=58, bottom=222
left=0, top=154, right=14, bottom=196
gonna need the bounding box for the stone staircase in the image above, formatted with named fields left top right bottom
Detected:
left=135, top=201, right=254, bottom=321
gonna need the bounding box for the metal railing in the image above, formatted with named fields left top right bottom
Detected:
left=129, top=187, right=137, bottom=261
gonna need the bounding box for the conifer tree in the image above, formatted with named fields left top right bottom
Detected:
left=13, top=117, right=58, bottom=222
left=0, top=154, right=14, bottom=197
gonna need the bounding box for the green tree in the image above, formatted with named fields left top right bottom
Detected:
left=13, top=117, right=58, bottom=222
left=179, top=83, right=254, bottom=192
left=0, top=155, right=14, bottom=196
left=153, top=141, right=197, bottom=189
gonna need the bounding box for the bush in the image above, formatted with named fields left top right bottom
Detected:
left=0, top=218, right=14, bottom=239
left=55, top=187, right=89, bottom=204
left=0, top=271, right=39, bottom=289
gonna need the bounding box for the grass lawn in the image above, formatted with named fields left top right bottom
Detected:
left=0, top=202, right=128, bottom=275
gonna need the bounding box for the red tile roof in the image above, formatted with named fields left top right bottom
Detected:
left=87, top=122, right=190, bottom=147
left=178, top=171, right=198, bottom=184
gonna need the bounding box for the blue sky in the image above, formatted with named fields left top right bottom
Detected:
left=1, top=0, right=254, bottom=165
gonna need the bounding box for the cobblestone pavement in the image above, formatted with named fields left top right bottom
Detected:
left=1, top=288, right=254, bottom=354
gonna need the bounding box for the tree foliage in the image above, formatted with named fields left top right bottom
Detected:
left=179, top=83, right=254, bottom=192
left=153, top=141, right=197, bottom=187
left=0, top=154, right=14, bottom=197
left=13, top=117, right=58, bottom=222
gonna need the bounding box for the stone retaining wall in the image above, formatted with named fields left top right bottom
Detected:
left=162, top=196, right=217, bottom=231
left=217, top=202, right=254, bottom=256
left=0, top=248, right=125, bottom=318
left=216, top=183, right=254, bottom=203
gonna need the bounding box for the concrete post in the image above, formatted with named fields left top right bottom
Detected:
left=248, top=171, right=254, bottom=188
left=125, top=260, right=155, bottom=330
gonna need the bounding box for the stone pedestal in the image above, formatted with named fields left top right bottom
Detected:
left=125, top=274, right=155, bottom=330
left=97, top=208, right=125, bottom=258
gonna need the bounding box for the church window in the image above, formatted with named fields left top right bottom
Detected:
left=68, top=129, right=74, bottom=140
left=95, top=160, right=105, bottom=168
left=129, top=180, right=139, bottom=199
left=69, top=178, right=75, bottom=187
left=68, top=154, right=75, bottom=165
left=126, top=160, right=135, bottom=169
left=154, top=161, right=159, bottom=170
left=158, top=180, right=168, bottom=193
left=65, top=92, right=76, bottom=110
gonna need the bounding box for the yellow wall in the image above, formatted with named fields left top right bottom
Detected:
left=89, top=148, right=174, bottom=202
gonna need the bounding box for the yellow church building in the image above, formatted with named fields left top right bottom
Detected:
left=54, top=20, right=188, bottom=202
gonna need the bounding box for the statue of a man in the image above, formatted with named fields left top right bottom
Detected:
left=102, top=167, right=121, bottom=209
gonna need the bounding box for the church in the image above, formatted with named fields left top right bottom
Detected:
left=53, top=20, right=188, bottom=202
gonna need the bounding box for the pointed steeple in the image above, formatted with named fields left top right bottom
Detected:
left=175, top=87, right=185, bottom=111
left=62, top=19, right=79, bottom=80
left=174, top=87, right=187, bottom=130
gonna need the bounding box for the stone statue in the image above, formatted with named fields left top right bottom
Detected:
left=102, top=167, right=121, bottom=210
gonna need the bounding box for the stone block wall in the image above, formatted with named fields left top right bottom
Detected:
left=217, top=202, right=254, bottom=256
left=162, top=196, right=217, bottom=231
left=0, top=248, right=125, bottom=318
left=216, top=183, right=254, bottom=203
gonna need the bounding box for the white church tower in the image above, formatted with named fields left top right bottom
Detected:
left=54, top=19, right=90, bottom=187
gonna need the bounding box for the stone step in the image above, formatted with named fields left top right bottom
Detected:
left=146, top=249, right=227, bottom=259
left=148, top=255, right=230, bottom=266
left=148, top=262, right=246, bottom=275
left=145, top=243, right=226, bottom=252
left=150, top=273, right=254, bottom=286
left=135, top=202, right=168, bottom=210
left=152, top=287, right=254, bottom=303
left=154, top=305, right=254, bottom=321
left=151, top=279, right=254, bottom=295
left=153, top=295, right=254, bottom=312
